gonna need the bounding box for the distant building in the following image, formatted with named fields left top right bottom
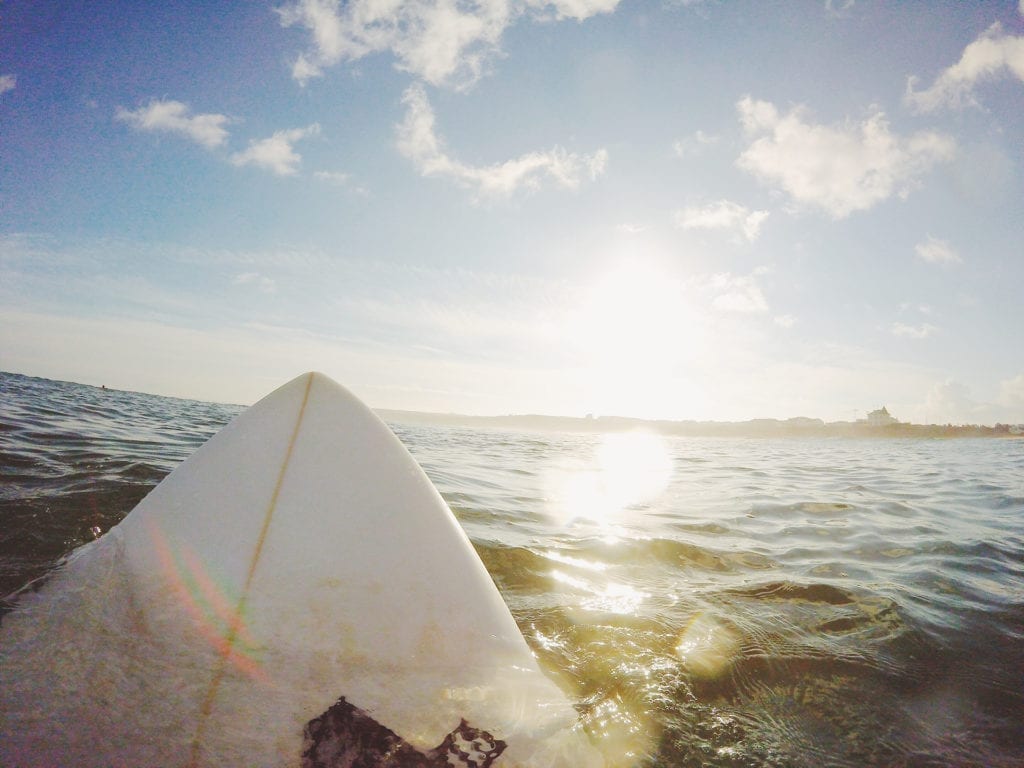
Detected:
left=862, top=406, right=898, bottom=427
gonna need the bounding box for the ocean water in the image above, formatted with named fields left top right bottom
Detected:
left=1, top=371, right=1022, bottom=767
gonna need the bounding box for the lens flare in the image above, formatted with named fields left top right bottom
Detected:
left=675, top=611, right=739, bottom=679
left=150, top=523, right=266, bottom=681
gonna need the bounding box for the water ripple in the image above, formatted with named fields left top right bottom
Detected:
left=2, top=372, right=1023, bottom=766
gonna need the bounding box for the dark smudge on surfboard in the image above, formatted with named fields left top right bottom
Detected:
left=303, top=697, right=506, bottom=768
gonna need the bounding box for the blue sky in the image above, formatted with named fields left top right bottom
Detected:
left=2, top=0, right=1023, bottom=424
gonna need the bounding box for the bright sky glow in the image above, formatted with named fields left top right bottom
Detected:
left=2, top=1, right=1023, bottom=424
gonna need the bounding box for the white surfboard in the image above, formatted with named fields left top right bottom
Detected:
left=0, top=372, right=603, bottom=767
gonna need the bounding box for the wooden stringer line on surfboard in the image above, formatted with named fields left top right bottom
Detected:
left=188, top=372, right=315, bottom=766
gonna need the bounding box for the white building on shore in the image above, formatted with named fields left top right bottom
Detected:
left=861, top=406, right=898, bottom=427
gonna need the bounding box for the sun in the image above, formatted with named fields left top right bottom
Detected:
left=564, top=260, right=710, bottom=419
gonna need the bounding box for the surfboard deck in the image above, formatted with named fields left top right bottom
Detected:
left=0, top=372, right=602, bottom=767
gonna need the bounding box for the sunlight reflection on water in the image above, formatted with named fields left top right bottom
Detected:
left=4, top=372, right=1023, bottom=768
left=545, top=430, right=672, bottom=529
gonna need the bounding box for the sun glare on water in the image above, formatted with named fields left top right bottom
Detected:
left=549, top=430, right=674, bottom=531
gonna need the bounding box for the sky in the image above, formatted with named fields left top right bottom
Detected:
left=1, top=0, right=1023, bottom=425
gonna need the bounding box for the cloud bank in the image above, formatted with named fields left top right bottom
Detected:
left=736, top=97, right=955, bottom=218
left=396, top=83, right=607, bottom=196
left=0, top=74, right=15, bottom=96
left=277, top=0, right=621, bottom=87
left=906, top=23, right=1024, bottom=112
left=115, top=100, right=230, bottom=149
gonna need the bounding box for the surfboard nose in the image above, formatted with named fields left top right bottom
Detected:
left=1, top=372, right=603, bottom=767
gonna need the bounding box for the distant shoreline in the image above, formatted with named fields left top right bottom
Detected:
left=3, top=371, right=1020, bottom=438
left=378, top=409, right=1024, bottom=439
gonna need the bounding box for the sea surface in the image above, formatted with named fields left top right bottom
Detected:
left=1, top=371, right=1023, bottom=767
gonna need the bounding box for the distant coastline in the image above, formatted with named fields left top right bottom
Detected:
left=3, top=371, right=1020, bottom=439
left=378, top=409, right=1024, bottom=439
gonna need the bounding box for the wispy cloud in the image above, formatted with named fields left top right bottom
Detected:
left=891, top=321, right=937, bottom=339
left=616, top=223, right=646, bottom=234
left=674, top=199, right=769, bottom=242
left=314, top=170, right=350, bottom=185
left=915, top=236, right=961, bottom=265
left=115, top=100, right=230, bottom=149
left=774, top=314, right=796, bottom=328
left=906, top=23, right=1024, bottom=112
left=825, top=0, right=855, bottom=16
left=277, top=0, right=620, bottom=88
left=314, top=170, right=370, bottom=196
left=230, top=124, right=321, bottom=176
left=0, top=74, right=15, bottom=96
left=396, top=83, right=607, bottom=197
left=672, top=129, right=718, bottom=157
left=736, top=96, right=955, bottom=218
left=233, top=272, right=277, bottom=293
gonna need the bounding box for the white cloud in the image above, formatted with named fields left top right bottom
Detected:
left=674, top=199, right=769, bottom=242
left=115, top=100, right=230, bottom=149
left=903, top=375, right=1024, bottom=425
left=908, top=377, right=1024, bottom=426
left=314, top=170, right=351, bottom=185
left=230, top=124, right=321, bottom=176
left=672, top=129, right=718, bottom=157
left=0, top=74, right=15, bottom=96
left=314, top=170, right=370, bottom=196
left=526, top=0, right=621, bottom=21
left=915, top=236, right=961, bottom=265
left=906, top=23, right=1024, bottom=112
left=277, top=0, right=620, bottom=87
left=736, top=97, right=955, bottom=219
left=396, top=83, right=607, bottom=196
left=615, top=223, right=646, bottom=234
left=891, top=322, right=937, bottom=339
left=709, top=272, right=769, bottom=313
left=825, top=0, right=855, bottom=16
